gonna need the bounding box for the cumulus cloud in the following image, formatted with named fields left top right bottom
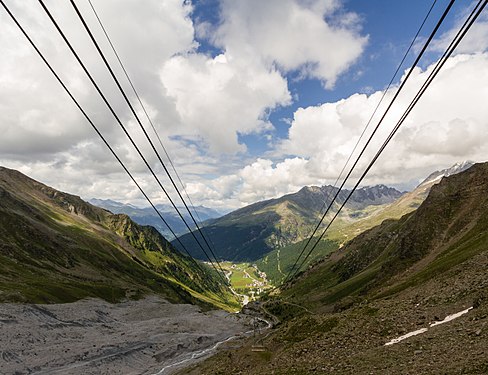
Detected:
left=184, top=157, right=317, bottom=209
left=280, top=53, right=488, bottom=188
left=1, top=0, right=367, bottom=206
left=182, top=52, right=488, bottom=210
left=8, top=0, right=484, bottom=215
left=431, top=7, right=488, bottom=54
left=160, top=0, right=367, bottom=154
left=161, top=53, right=291, bottom=153
left=212, top=0, right=368, bottom=88
left=0, top=0, right=195, bottom=160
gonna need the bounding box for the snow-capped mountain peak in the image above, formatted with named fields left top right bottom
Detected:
left=419, top=161, right=475, bottom=187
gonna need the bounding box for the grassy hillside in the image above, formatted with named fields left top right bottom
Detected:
left=256, top=238, right=339, bottom=284
left=255, top=162, right=471, bottom=284
left=0, top=167, right=238, bottom=310
left=325, top=176, right=438, bottom=244
left=325, top=161, right=475, bottom=245
left=285, top=162, right=488, bottom=308
left=255, top=184, right=429, bottom=285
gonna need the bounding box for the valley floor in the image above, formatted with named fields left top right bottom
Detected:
left=0, top=296, right=253, bottom=374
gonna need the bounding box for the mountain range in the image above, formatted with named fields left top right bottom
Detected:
left=0, top=161, right=475, bottom=308
left=324, top=160, right=476, bottom=244
left=88, top=198, right=223, bottom=239
left=171, top=161, right=475, bottom=285
left=0, top=167, right=236, bottom=310
left=1, top=160, right=485, bottom=373
left=174, top=184, right=404, bottom=262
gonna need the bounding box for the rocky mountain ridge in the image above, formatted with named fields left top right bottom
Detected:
left=418, top=160, right=474, bottom=187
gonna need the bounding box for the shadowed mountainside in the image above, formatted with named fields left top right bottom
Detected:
left=174, top=184, right=403, bottom=262
left=286, top=161, right=487, bottom=307
left=257, top=161, right=475, bottom=284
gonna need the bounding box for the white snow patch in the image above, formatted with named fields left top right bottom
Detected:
left=384, top=328, right=428, bottom=346
left=430, top=307, right=473, bottom=327
left=421, top=174, right=444, bottom=186
left=384, top=306, right=473, bottom=346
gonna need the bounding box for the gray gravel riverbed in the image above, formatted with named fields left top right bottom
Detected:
left=0, top=296, right=252, bottom=374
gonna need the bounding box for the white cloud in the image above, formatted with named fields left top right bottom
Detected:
left=0, top=0, right=196, bottom=159
left=10, top=0, right=486, bottom=216
left=283, top=92, right=384, bottom=158
left=1, top=0, right=368, bottom=203
left=431, top=8, right=488, bottom=54
left=159, top=0, right=367, bottom=154
left=183, top=52, right=488, bottom=210
left=239, top=158, right=313, bottom=202
left=183, top=157, right=316, bottom=209
left=186, top=153, right=364, bottom=210
left=0, top=0, right=199, bottom=203
left=279, top=53, right=488, bottom=187
left=161, top=53, right=291, bottom=153
left=212, top=0, right=368, bottom=88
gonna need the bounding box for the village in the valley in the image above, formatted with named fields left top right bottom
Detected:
left=221, top=262, right=271, bottom=305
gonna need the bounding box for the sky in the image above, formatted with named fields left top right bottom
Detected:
left=1, top=0, right=487, bottom=211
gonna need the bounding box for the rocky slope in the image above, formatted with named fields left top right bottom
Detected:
left=0, top=167, right=235, bottom=309
left=325, top=160, right=476, bottom=244
left=255, top=161, right=477, bottom=284
left=419, top=160, right=474, bottom=187
left=182, top=162, right=488, bottom=374
left=285, top=162, right=488, bottom=306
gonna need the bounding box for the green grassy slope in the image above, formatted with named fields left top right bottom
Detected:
left=283, top=162, right=488, bottom=309
left=324, top=162, right=474, bottom=245
left=0, top=167, right=237, bottom=310
left=324, top=179, right=432, bottom=244
left=256, top=238, right=339, bottom=284
left=256, top=167, right=456, bottom=284
left=254, top=180, right=433, bottom=285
